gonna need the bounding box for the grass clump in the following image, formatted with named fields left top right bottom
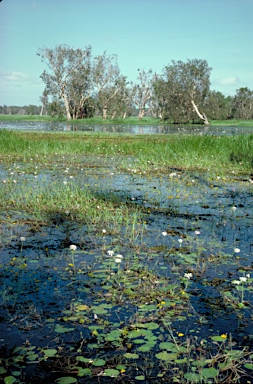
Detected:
left=0, top=129, right=252, bottom=174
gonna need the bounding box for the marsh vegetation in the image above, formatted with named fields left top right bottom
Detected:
left=0, top=129, right=253, bottom=383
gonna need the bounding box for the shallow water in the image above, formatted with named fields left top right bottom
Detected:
left=1, top=120, right=253, bottom=135
left=0, top=157, right=253, bottom=382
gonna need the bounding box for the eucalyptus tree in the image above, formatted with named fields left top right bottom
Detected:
left=108, top=82, right=133, bottom=118
left=159, top=59, right=212, bottom=124
left=131, top=69, right=155, bottom=119
left=231, top=87, right=253, bottom=119
left=152, top=75, right=169, bottom=118
left=204, top=91, right=232, bottom=120
left=92, top=52, right=127, bottom=119
left=37, top=45, right=92, bottom=120
left=39, top=88, right=49, bottom=116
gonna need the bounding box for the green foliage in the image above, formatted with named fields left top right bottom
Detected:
left=154, top=59, right=211, bottom=123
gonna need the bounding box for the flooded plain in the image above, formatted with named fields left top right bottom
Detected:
left=0, top=144, right=253, bottom=383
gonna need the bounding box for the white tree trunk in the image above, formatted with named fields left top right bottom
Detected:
left=62, top=91, right=71, bottom=121
left=191, top=100, right=209, bottom=125
left=103, top=106, right=107, bottom=120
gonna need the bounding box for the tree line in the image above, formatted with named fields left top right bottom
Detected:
left=2, top=45, right=253, bottom=123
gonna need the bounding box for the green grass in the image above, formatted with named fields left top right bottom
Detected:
left=0, top=129, right=252, bottom=174
left=0, top=114, right=55, bottom=122
left=211, top=119, right=253, bottom=126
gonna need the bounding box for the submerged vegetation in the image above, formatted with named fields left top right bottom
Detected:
left=0, top=129, right=253, bottom=383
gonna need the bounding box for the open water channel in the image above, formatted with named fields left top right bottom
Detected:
left=1, top=120, right=253, bottom=135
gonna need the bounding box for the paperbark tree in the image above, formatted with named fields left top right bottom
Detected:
left=204, top=91, right=232, bottom=120
left=37, top=45, right=92, bottom=120
left=92, top=52, right=126, bottom=119
left=156, top=59, right=212, bottom=124
left=231, top=87, right=253, bottom=119
left=132, top=69, right=155, bottom=119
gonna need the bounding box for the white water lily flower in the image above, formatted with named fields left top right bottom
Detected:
left=232, top=280, right=240, bottom=285
left=234, top=248, right=240, bottom=253
left=231, top=206, right=237, bottom=211
left=107, top=250, right=114, bottom=257
left=162, top=231, right=167, bottom=236
left=239, top=277, right=247, bottom=283
left=184, top=272, right=193, bottom=280
left=114, top=258, right=122, bottom=263
left=178, top=239, right=183, bottom=244
left=102, top=229, right=106, bottom=233
left=194, top=230, right=201, bottom=235
left=20, top=237, right=26, bottom=242
left=69, top=244, right=77, bottom=251
left=246, top=274, right=250, bottom=278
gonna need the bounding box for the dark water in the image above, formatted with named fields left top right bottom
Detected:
left=1, top=120, right=253, bottom=135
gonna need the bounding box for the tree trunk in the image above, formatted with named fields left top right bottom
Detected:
left=103, top=106, right=107, bottom=120
left=40, top=104, right=44, bottom=116
left=191, top=100, right=209, bottom=125
left=62, top=91, right=72, bottom=121
left=138, top=109, right=145, bottom=119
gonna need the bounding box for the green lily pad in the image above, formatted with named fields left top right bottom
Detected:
left=124, top=353, right=139, bottom=359
left=77, top=368, right=92, bottom=377
left=210, top=335, right=227, bottom=342
left=76, top=356, right=90, bottom=363
left=103, top=368, right=120, bottom=377
left=26, top=353, right=38, bottom=361
left=244, top=363, right=253, bottom=370
left=155, top=351, right=178, bottom=361
left=55, top=378, right=77, bottom=384
left=4, top=377, right=16, bottom=384
left=93, top=358, right=106, bottom=366
left=159, top=342, right=178, bottom=351
left=54, top=324, right=75, bottom=333
left=105, top=329, right=122, bottom=341
left=202, top=367, right=218, bottom=378
left=137, top=345, right=151, bottom=352
left=184, top=373, right=202, bottom=382
left=43, top=349, right=58, bottom=357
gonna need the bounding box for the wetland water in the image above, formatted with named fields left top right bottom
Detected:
left=0, top=126, right=253, bottom=383
left=1, top=120, right=253, bottom=135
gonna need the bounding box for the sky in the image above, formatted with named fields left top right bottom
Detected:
left=1, top=0, right=253, bottom=106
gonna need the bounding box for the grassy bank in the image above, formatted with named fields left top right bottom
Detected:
left=0, top=129, right=252, bottom=174
left=1, top=114, right=253, bottom=126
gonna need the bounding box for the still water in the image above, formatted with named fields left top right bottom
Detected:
left=1, top=120, right=253, bottom=135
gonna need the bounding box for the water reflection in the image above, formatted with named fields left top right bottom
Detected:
left=1, top=120, right=253, bottom=136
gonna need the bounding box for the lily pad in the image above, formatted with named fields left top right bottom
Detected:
left=103, top=368, right=120, bottom=377
left=124, top=353, right=139, bottom=359
left=93, top=358, right=106, bottom=366
left=43, top=349, right=58, bottom=357
left=4, top=377, right=16, bottom=384
left=202, top=367, right=218, bottom=378
left=155, top=351, right=178, bottom=361
left=55, top=378, right=77, bottom=384
left=54, top=324, right=75, bottom=333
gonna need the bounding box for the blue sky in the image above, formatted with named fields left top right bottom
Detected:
left=1, top=0, right=252, bottom=106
